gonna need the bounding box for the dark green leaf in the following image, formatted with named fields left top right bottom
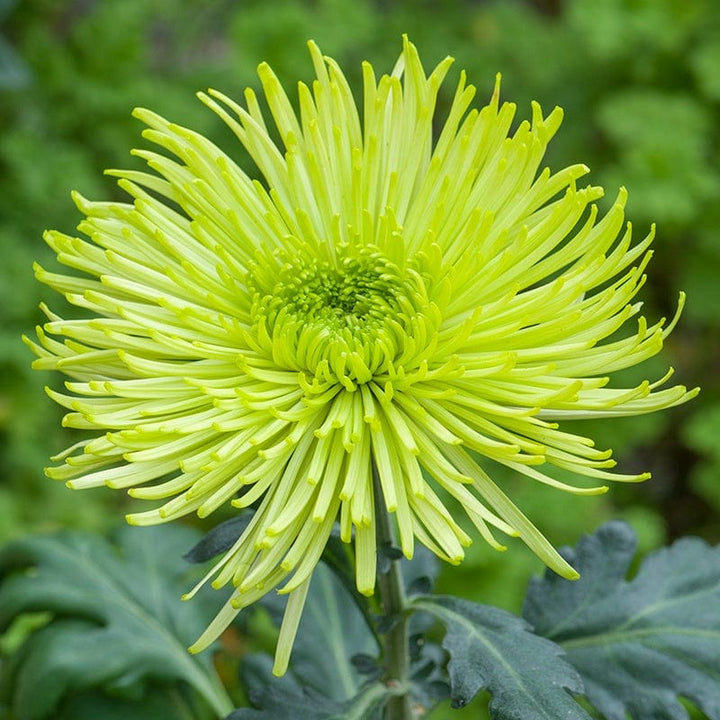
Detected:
left=0, top=526, right=232, bottom=719
left=411, top=595, right=590, bottom=719
left=316, top=530, right=361, bottom=604
left=256, top=563, right=380, bottom=701
left=402, top=543, right=440, bottom=596
left=184, top=513, right=255, bottom=564
left=231, top=654, right=386, bottom=720
left=351, top=653, right=380, bottom=676
left=232, top=563, right=388, bottom=719
left=287, top=562, right=379, bottom=699
left=524, top=521, right=720, bottom=720
left=408, top=639, right=451, bottom=708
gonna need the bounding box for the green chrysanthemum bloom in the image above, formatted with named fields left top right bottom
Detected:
left=28, top=38, right=697, bottom=674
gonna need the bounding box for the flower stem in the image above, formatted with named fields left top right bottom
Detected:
left=373, top=462, right=412, bottom=720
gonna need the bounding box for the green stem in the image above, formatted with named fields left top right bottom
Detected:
left=373, top=463, right=412, bottom=720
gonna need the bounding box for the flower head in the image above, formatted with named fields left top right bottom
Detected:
left=28, top=38, right=697, bottom=674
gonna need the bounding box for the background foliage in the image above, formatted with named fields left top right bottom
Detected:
left=1, top=0, right=718, bottom=717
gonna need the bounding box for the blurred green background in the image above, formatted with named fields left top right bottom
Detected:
left=1, top=0, right=718, bottom=717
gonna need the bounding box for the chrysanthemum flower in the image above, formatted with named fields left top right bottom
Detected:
left=28, top=38, right=697, bottom=674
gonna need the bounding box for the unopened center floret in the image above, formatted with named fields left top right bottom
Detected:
left=278, top=254, right=402, bottom=327
left=248, top=247, right=433, bottom=386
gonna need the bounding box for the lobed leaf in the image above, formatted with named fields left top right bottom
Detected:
left=0, top=525, right=231, bottom=719
left=411, top=595, right=590, bottom=719
left=524, top=521, right=720, bottom=720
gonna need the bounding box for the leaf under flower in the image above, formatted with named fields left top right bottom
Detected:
left=411, top=594, right=590, bottom=719
left=524, top=521, right=720, bottom=720
left=0, top=525, right=231, bottom=719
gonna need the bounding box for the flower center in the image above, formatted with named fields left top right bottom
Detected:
left=279, top=253, right=402, bottom=325
left=248, top=246, right=438, bottom=388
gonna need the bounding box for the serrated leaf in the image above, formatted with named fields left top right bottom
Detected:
left=411, top=595, right=589, bottom=720
left=523, top=521, right=720, bottom=720
left=411, top=595, right=590, bottom=719
left=0, top=526, right=232, bottom=719
left=231, top=654, right=386, bottom=720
